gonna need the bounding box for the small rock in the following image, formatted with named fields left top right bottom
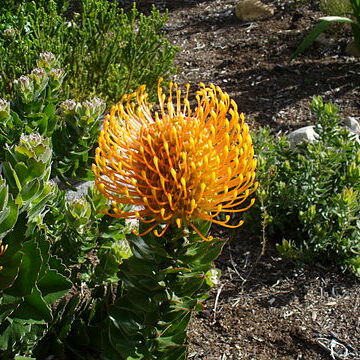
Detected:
left=344, top=117, right=360, bottom=134
left=65, top=181, right=93, bottom=201
left=287, top=125, right=318, bottom=145
left=287, top=122, right=360, bottom=146
left=235, top=0, right=275, bottom=22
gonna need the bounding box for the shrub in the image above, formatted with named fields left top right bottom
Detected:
left=0, top=54, right=134, bottom=359
left=245, top=97, right=360, bottom=276
left=320, top=0, right=352, bottom=16
left=0, top=0, right=177, bottom=102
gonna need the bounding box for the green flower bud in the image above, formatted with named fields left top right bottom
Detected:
left=111, top=239, right=132, bottom=261
left=30, top=68, right=49, bottom=96
left=49, top=68, right=65, bottom=91
left=0, top=98, right=10, bottom=121
left=14, top=75, right=34, bottom=102
left=205, top=268, right=221, bottom=287
left=65, top=197, right=92, bottom=231
left=60, top=99, right=78, bottom=115
left=37, top=52, right=57, bottom=69
left=3, top=27, right=19, bottom=38
left=16, top=133, right=52, bottom=165
left=76, top=97, right=106, bottom=122
left=30, top=67, right=48, bottom=85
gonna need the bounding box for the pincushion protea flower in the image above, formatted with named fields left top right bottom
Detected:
left=93, top=81, right=257, bottom=241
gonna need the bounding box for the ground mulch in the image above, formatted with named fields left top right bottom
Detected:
left=136, top=0, right=360, bottom=359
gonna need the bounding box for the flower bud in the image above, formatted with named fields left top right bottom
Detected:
left=14, top=75, right=34, bottom=102
left=17, top=133, right=52, bottom=164
left=37, top=52, right=57, bottom=69
left=0, top=98, right=11, bottom=121
left=3, top=28, right=19, bottom=38
left=30, top=67, right=48, bottom=85
left=60, top=99, right=78, bottom=115
left=49, top=68, right=65, bottom=91
left=77, top=97, right=106, bottom=121
left=65, top=197, right=92, bottom=231
left=205, top=268, right=221, bottom=287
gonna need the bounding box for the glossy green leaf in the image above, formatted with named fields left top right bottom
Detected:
left=37, top=269, right=72, bottom=305
left=11, top=286, right=52, bottom=324
left=0, top=252, right=24, bottom=291
left=6, top=239, right=42, bottom=297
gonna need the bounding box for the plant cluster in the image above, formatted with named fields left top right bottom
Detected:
left=0, top=54, right=135, bottom=359
left=245, top=97, right=360, bottom=276
left=0, top=0, right=177, bottom=102
left=0, top=52, right=257, bottom=358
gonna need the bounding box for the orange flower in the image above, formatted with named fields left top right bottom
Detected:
left=93, top=81, right=257, bottom=241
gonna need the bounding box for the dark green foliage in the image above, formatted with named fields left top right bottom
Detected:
left=245, top=97, right=360, bottom=275
left=78, top=221, right=225, bottom=360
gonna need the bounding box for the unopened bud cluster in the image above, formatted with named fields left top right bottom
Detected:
left=14, top=52, right=65, bottom=101
left=60, top=97, right=106, bottom=123
left=0, top=99, right=10, bottom=121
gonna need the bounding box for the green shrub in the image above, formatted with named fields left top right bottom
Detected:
left=246, top=97, right=360, bottom=276
left=0, top=0, right=177, bottom=102
left=0, top=54, right=134, bottom=359
left=320, top=0, right=352, bottom=16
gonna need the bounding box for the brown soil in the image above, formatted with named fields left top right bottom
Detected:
left=138, top=0, right=360, bottom=359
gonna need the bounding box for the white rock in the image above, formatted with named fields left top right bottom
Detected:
left=344, top=117, right=360, bottom=135
left=287, top=125, right=318, bottom=145
left=287, top=122, right=360, bottom=146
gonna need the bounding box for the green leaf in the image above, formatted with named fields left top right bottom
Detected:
left=14, top=162, right=30, bottom=184
left=0, top=294, right=22, bottom=323
left=6, top=239, right=42, bottom=297
left=37, top=269, right=72, bottom=305
left=291, top=20, right=331, bottom=59
left=319, top=16, right=356, bottom=23
left=0, top=252, right=24, bottom=291
left=11, top=286, right=52, bottom=324
left=0, top=194, right=18, bottom=239
left=0, top=320, right=31, bottom=350
left=20, top=180, right=41, bottom=202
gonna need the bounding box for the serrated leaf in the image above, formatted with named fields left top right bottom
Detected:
left=0, top=294, right=22, bottom=323
left=37, top=269, right=72, bottom=305
left=6, top=239, right=42, bottom=297
left=0, top=319, right=31, bottom=350
left=11, top=286, right=52, bottom=324
left=0, top=252, right=24, bottom=291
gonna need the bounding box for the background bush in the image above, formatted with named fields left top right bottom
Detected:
left=0, top=0, right=177, bottom=103
left=245, top=97, right=360, bottom=276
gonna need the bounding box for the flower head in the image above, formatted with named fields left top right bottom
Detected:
left=93, top=81, right=257, bottom=241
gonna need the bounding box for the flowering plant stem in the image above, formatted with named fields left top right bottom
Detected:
left=100, top=221, right=225, bottom=359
